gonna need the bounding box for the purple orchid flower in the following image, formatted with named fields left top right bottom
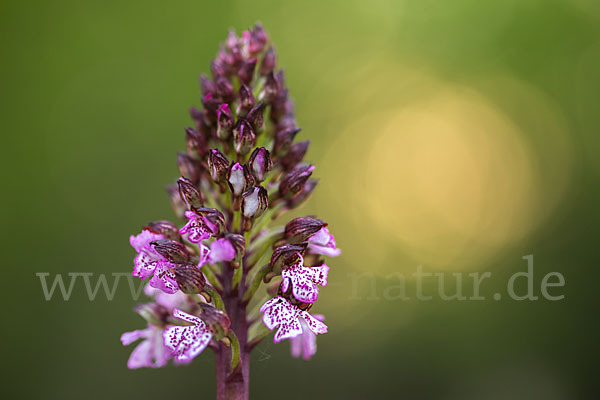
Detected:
left=179, top=210, right=218, bottom=243
left=130, top=230, right=179, bottom=294
left=290, top=314, right=324, bottom=361
left=307, top=226, right=341, bottom=257
left=163, top=309, right=213, bottom=362
left=260, top=296, right=328, bottom=343
left=121, top=325, right=171, bottom=369
left=281, top=255, right=329, bottom=303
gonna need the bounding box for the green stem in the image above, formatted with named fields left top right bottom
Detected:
left=203, top=285, right=225, bottom=312
left=242, top=264, right=270, bottom=303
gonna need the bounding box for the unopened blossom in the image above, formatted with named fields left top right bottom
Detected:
left=260, top=296, right=328, bottom=343
left=281, top=256, right=329, bottom=303
left=307, top=226, right=341, bottom=257
left=130, top=230, right=179, bottom=294
left=164, top=309, right=213, bottom=362
left=179, top=210, right=218, bottom=243
left=121, top=325, right=171, bottom=369
left=290, top=314, right=324, bottom=361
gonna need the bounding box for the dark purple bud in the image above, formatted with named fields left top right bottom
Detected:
left=174, top=262, right=207, bottom=294
left=238, top=58, right=257, bottom=85
left=225, top=30, right=238, bottom=51
left=150, top=240, right=189, bottom=263
left=270, top=90, right=291, bottom=122
left=197, top=302, right=231, bottom=339
left=144, top=220, right=180, bottom=240
left=166, top=184, right=186, bottom=218
left=249, top=23, right=268, bottom=54
left=177, top=152, right=201, bottom=184
left=238, top=84, right=255, bottom=117
left=185, top=127, right=208, bottom=157
left=201, top=93, right=219, bottom=124
left=177, top=177, right=203, bottom=208
left=211, top=59, right=228, bottom=79
left=260, top=46, right=276, bottom=76
left=192, top=207, right=226, bottom=235
left=216, top=77, right=234, bottom=102
left=270, top=243, right=307, bottom=271
left=281, top=140, right=309, bottom=171
left=208, top=148, right=229, bottom=182
left=200, top=74, right=217, bottom=96
left=279, top=165, right=315, bottom=197
left=263, top=71, right=279, bottom=102
left=216, top=104, right=233, bottom=139
left=273, top=127, right=301, bottom=155
left=248, top=147, right=272, bottom=182
left=232, top=119, right=256, bottom=155
left=224, top=233, right=246, bottom=268
left=287, top=179, right=318, bottom=209
left=247, top=102, right=265, bottom=133
left=241, top=186, right=268, bottom=219
left=227, top=162, right=254, bottom=196
left=284, top=217, right=327, bottom=243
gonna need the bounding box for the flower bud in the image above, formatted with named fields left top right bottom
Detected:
left=144, top=220, right=180, bottom=240
left=286, top=179, right=318, bottom=209
left=208, top=148, right=229, bottom=182
left=270, top=243, right=307, bottom=271
left=216, top=104, right=233, bottom=139
left=260, top=46, right=276, bottom=76
left=273, top=127, right=301, bottom=155
left=241, top=186, right=268, bottom=219
left=238, top=84, right=255, bottom=117
left=200, top=74, right=216, bottom=96
left=247, top=102, right=265, bottom=133
left=166, top=184, right=186, bottom=218
left=238, top=58, right=257, bottom=85
left=173, top=262, right=207, bottom=294
left=227, top=162, right=254, bottom=196
left=216, top=77, right=234, bottom=102
left=192, top=207, right=226, bottom=236
left=226, top=233, right=246, bottom=268
left=177, top=177, right=203, bottom=208
left=201, top=93, right=219, bottom=124
left=196, top=302, right=231, bottom=340
left=279, top=165, right=315, bottom=198
left=284, top=217, right=327, bottom=243
left=232, top=119, right=256, bottom=155
left=151, top=240, right=189, bottom=263
left=248, top=147, right=272, bottom=182
left=211, top=59, right=228, bottom=80
left=185, top=127, right=208, bottom=157
left=177, top=152, right=201, bottom=184
left=249, top=23, right=268, bottom=54
left=281, top=140, right=309, bottom=171
left=263, top=71, right=279, bottom=102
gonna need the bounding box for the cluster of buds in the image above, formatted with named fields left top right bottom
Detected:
left=121, top=24, right=340, bottom=396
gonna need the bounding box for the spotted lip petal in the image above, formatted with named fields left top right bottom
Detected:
left=179, top=210, right=215, bottom=243
left=149, top=261, right=179, bottom=294
left=281, top=263, right=329, bottom=303
left=163, top=308, right=212, bottom=362
left=290, top=315, right=324, bottom=360
left=260, top=296, right=328, bottom=343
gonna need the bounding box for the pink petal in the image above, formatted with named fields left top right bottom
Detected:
left=149, top=261, right=179, bottom=294
left=301, top=311, right=328, bottom=335
left=208, top=238, right=236, bottom=264
left=133, top=248, right=159, bottom=279
left=130, top=230, right=164, bottom=253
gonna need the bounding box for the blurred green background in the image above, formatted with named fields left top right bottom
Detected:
left=2, top=0, right=599, bottom=398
